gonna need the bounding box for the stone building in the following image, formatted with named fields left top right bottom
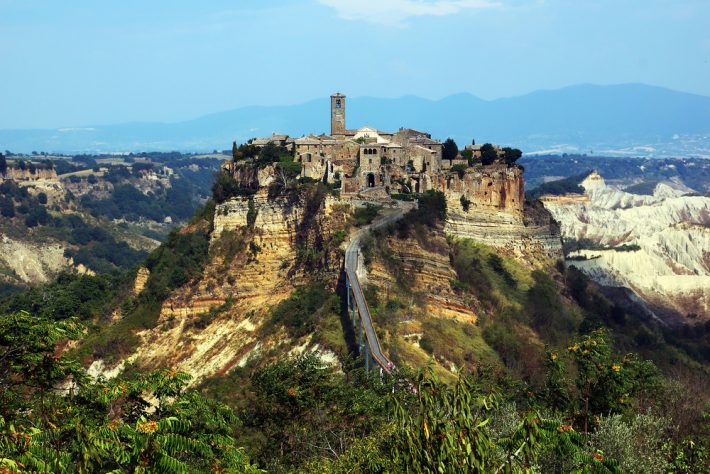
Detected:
left=249, top=92, right=450, bottom=196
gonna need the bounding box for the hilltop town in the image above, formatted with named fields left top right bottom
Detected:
left=227, top=92, right=522, bottom=200
left=217, top=93, right=559, bottom=261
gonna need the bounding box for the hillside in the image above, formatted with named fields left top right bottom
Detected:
left=2, top=155, right=709, bottom=471
left=541, top=172, right=710, bottom=326
left=0, top=152, right=221, bottom=294
left=2, top=84, right=709, bottom=156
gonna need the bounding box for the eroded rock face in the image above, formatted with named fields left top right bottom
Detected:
left=435, top=165, right=562, bottom=263
left=542, top=175, right=710, bottom=324
left=114, top=190, right=349, bottom=385
left=0, top=235, right=69, bottom=284
left=2, top=168, right=58, bottom=181
left=433, top=164, right=525, bottom=214
left=213, top=193, right=303, bottom=241
left=133, top=267, right=150, bottom=294
left=370, top=231, right=477, bottom=323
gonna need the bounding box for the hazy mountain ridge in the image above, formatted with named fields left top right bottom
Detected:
left=2, top=84, right=709, bottom=155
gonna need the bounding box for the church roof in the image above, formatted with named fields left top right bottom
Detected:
left=294, top=135, right=322, bottom=145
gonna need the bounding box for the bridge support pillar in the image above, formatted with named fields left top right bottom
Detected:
left=346, top=278, right=350, bottom=313
left=364, top=338, right=370, bottom=373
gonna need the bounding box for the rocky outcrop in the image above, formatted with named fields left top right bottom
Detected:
left=0, top=235, right=69, bottom=285
left=542, top=174, right=710, bottom=324
left=433, top=164, right=525, bottom=214
left=438, top=165, right=562, bottom=262
left=370, top=231, right=477, bottom=323
left=133, top=267, right=150, bottom=294
left=2, top=167, right=57, bottom=181
left=115, top=190, right=350, bottom=385
left=213, top=193, right=302, bottom=241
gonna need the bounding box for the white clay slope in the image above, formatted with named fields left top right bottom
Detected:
left=542, top=171, right=710, bottom=323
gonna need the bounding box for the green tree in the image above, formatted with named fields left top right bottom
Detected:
left=24, top=213, right=38, bottom=227
left=212, top=171, right=243, bottom=203
left=416, top=190, right=447, bottom=226
left=0, top=197, right=14, bottom=218
left=480, top=143, right=498, bottom=165
left=0, top=152, right=6, bottom=175
left=232, top=140, right=239, bottom=161
left=502, top=147, right=523, bottom=165
left=386, top=369, right=611, bottom=473
left=37, top=192, right=48, bottom=205
left=564, top=329, right=660, bottom=432
left=443, top=138, right=459, bottom=161
left=451, top=163, right=468, bottom=178
left=461, top=148, right=475, bottom=165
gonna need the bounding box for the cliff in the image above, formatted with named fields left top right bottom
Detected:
left=105, top=189, right=351, bottom=384
left=2, top=167, right=58, bottom=181
left=436, top=165, right=562, bottom=262
left=433, top=164, right=525, bottom=213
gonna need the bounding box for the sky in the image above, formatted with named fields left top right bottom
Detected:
left=0, top=0, right=708, bottom=129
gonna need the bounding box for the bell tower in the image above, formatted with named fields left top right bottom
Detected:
left=330, top=93, right=346, bottom=136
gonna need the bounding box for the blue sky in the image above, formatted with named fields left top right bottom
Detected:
left=0, top=0, right=708, bottom=129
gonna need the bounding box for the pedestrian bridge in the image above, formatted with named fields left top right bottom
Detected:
left=343, top=208, right=406, bottom=375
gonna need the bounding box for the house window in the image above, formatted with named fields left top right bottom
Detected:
left=336, top=99, right=341, bottom=109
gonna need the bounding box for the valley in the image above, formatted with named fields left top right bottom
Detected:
left=2, top=107, right=709, bottom=472
left=540, top=171, right=710, bottom=325
left=0, top=151, right=222, bottom=293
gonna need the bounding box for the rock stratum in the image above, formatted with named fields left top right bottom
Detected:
left=542, top=172, right=710, bottom=324
left=437, top=165, right=562, bottom=263
left=89, top=164, right=564, bottom=383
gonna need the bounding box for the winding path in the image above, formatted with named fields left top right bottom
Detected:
left=344, top=206, right=408, bottom=374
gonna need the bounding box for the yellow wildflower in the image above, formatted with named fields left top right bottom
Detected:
left=137, top=420, right=158, bottom=433
left=612, top=364, right=621, bottom=372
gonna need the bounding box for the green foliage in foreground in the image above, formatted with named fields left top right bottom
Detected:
left=0, top=309, right=707, bottom=473
left=0, top=311, right=261, bottom=473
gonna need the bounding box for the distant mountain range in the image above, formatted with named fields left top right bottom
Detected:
left=2, top=83, right=709, bottom=156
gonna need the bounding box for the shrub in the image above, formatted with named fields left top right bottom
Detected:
left=269, top=281, right=339, bottom=338
left=451, top=163, right=467, bottom=178
left=460, top=195, right=471, bottom=211
left=354, top=203, right=381, bottom=226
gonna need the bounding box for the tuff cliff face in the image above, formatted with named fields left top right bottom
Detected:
left=108, top=189, right=349, bottom=385
left=436, top=165, right=562, bottom=263
left=2, top=168, right=58, bottom=181
left=0, top=236, right=68, bottom=285
left=542, top=172, right=710, bottom=324
left=433, top=164, right=525, bottom=213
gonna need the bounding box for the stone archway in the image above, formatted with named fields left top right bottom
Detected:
left=367, top=173, right=375, bottom=188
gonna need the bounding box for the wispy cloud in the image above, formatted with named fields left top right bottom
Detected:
left=317, top=0, right=501, bottom=26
